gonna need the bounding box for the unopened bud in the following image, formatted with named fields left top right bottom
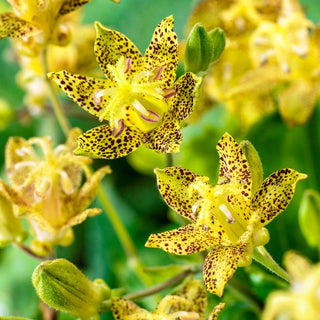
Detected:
left=240, top=140, right=263, bottom=195
left=32, top=259, right=111, bottom=319
left=184, top=24, right=225, bottom=74
left=298, top=189, right=320, bottom=248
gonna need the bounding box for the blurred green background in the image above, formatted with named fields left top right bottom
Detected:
left=0, top=0, right=320, bottom=319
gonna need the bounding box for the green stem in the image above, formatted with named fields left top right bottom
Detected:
left=39, top=46, right=71, bottom=137
left=165, top=153, right=174, bottom=167
left=253, top=246, right=291, bottom=283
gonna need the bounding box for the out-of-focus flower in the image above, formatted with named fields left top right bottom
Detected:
left=49, top=16, right=201, bottom=159
left=112, top=280, right=225, bottom=320
left=146, top=132, right=306, bottom=296
left=33, top=259, right=111, bottom=319
left=1, top=128, right=110, bottom=256
left=262, top=251, right=320, bottom=320
left=0, top=98, right=13, bottom=130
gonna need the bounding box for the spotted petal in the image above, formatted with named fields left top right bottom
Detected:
left=252, top=168, right=307, bottom=227
left=0, top=13, right=40, bottom=39
left=203, top=244, right=248, bottom=296
left=59, top=0, right=92, bottom=16
left=208, top=303, right=226, bottom=320
left=48, top=71, right=113, bottom=118
left=154, top=167, right=204, bottom=221
left=94, top=22, right=143, bottom=78
left=170, top=72, right=202, bottom=121
left=111, top=297, right=147, bottom=320
left=145, top=224, right=219, bottom=255
left=75, top=125, right=145, bottom=159
left=144, top=114, right=182, bottom=153
left=144, top=16, right=178, bottom=88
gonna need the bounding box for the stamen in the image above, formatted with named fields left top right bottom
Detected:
left=153, top=66, right=164, bottom=81
left=281, top=63, right=291, bottom=73
left=202, top=224, right=209, bottom=231
left=163, top=88, right=176, bottom=99
left=112, top=119, right=125, bottom=137
left=15, top=147, right=34, bottom=157
left=124, top=57, right=132, bottom=73
left=140, top=110, right=161, bottom=123
left=93, top=90, right=103, bottom=105
left=132, top=99, right=149, bottom=116
left=219, top=204, right=235, bottom=224
left=132, top=70, right=154, bottom=83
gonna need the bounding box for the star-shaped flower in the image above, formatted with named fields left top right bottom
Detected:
left=48, top=16, right=201, bottom=159
left=112, top=280, right=224, bottom=320
left=145, top=132, right=307, bottom=296
left=1, top=128, right=110, bottom=255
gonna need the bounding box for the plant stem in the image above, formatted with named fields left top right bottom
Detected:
left=39, top=46, right=71, bottom=136
left=253, top=246, right=291, bottom=283
left=165, top=153, right=174, bottom=167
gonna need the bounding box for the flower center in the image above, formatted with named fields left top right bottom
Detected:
left=92, top=56, right=176, bottom=135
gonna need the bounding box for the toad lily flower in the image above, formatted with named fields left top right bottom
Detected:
left=112, top=280, right=225, bottom=320
left=48, top=16, right=201, bottom=159
left=146, top=132, right=307, bottom=296
left=1, top=128, right=110, bottom=256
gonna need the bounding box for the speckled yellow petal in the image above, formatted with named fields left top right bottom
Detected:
left=154, top=166, right=203, bottom=221
left=171, top=280, right=207, bottom=318
left=111, top=297, right=147, bottom=320
left=75, top=125, right=145, bottom=159
left=208, top=303, right=225, bottom=320
left=203, top=244, right=248, bottom=296
left=59, top=0, right=92, bottom=16
left=170, top=72, right=202, bottom=121
left=144, top=16, right=178, bottom=88
left=216, top=133, right=252, bottom=221
left=78, top=166, right=111, bottom=211
left=64, top=208, right=101, bottom=229
left=252, top=168, right=307, bottom=227
left=144, top=114, right=182, bottom=153
left=145, top=224, right=218, bottom=255
left=0, top=13, right=40, bottom=39
left=48, top=71, right=113, bottom=118
left=94, top=22, right=143, bottom=78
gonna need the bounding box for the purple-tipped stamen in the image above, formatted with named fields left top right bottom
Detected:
left=93, top=90, right=103, bottom=105
left=140, top=110, right=161, bottom=123
left=153, top=66, right=164, bottom=81
left=124, top=58, right=132, bottom=74
left=163, top=88, right=176, bottom=99
left=112, top=119, right=125, bottom=137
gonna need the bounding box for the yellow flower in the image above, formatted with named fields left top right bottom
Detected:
left=112, top=280, right=224, bottom=320
left=49, top=16, right=201, bottom=159
left=145, top=132, right=306, bottom=296
left=262, top=251, right=320, bottom=320
left=1, top=128, right=110, bottom=255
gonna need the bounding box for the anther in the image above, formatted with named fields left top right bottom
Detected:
left=93, top=90, right=103, bottom=105
left=163, top=88, right=176, bottom=99
left=112, top=119, right=125, bottom=137
left=153, top=66, right=164, bottom=81
left=140, top=110, right=161, bottom=123
left=124, top=58, right=132, bottom=73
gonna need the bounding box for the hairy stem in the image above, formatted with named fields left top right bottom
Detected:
left=253, top=246, right=291, bottom=283
left=165, top=153, right=174, bottom=167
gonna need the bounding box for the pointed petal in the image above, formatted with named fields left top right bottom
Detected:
left=111, top=297, right=146, bottom=320
left=170, top=72, right=202, bottom=121
left=154, top=167, right=202, bottom=221
left=144, top=114, right=182, bottom=153
left=59, top=0, right=92, bottom=16
left=65, top=208, right=101, bottom=228
left=0, top=13, right=40, bottom=39
left=77, top=166, right=111, bottom=211
left=94, top=22, right=143, bottom=78
left=145, top=224, right=218, bottom=255
left=48, top=71, right=113, bottom=118
left=171, top=280, right=207, bottom=318
left=75, top=125, right=144, bottom=159
left=208, top=303, right=225, bottom=320
left=203, top=244, right=248, bottom=296
left=252, top=168, right=307, bottom=227
left=216, top=133, right=252, bottom=221
left=144, top=16, right=178, bottom=87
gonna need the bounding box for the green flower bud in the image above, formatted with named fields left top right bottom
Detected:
left=184, top=24, right=225, bottom=74
left=240, top=140, right=263, bottom=195
left=298, top=189, right=320, bottom=248
left=0, top=187, right=27, bottom=247
left=32, top=259, right=111, bottom=319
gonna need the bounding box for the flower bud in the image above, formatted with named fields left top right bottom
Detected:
left=0, top=187, right=27, bottom=247
left=240, top=140, right=263, bottom=195
left=298, top=189, right=320, bottom=248
left=184, top=24, right=225, bottom=74
left=32, top=259, right=111, bottom=319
